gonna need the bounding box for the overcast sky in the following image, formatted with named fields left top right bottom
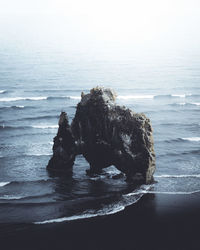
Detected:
left=0, top=0, right=200, bottom=54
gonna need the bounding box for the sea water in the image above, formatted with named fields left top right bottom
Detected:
left=0, top=46, right=200, bottom=224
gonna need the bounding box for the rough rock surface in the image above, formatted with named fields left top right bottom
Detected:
left=47, top=112, right=76, bottom=172
left=47, top=87, right=156, bottom=184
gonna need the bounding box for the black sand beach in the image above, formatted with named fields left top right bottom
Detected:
left=1, top=193, right=200, bottom=250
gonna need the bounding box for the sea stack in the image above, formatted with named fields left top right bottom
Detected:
left=47, top=87, right=156, bottom=184
left=47, top=112, right=76, bottom=172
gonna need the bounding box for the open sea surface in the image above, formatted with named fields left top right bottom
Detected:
left=0, top=47, right=200, bottom=225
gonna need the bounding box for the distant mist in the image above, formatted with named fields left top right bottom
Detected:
left=0, top=0, right=200, bottom=56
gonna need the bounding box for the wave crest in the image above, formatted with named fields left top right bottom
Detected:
left=0, top=97, right=47, bottom=102
left=155, top=174, right=200, bottom=178
left=0, top=182, right=10, bottom=187
left=181, top=137, right=200, bottom=142
left=34, top=185, right=151, bottom=224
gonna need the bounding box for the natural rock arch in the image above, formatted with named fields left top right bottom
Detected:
left=47, top=87, right=155, bottom=184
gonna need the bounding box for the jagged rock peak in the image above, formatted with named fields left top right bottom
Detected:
left=80, top=86, right=117, bottom=105
left=58, top=111, right=69, bottom=127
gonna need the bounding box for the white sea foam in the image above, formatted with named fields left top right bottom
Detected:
left=0, top=90, right=6, bottom=94
left=171, top=94, right=192, bottom=98
left=26, top=153, right=52, bottom=156
left=0, top=97, right=47, bottom=102
left=32, top=125, right=58, bottom=129
left=182, top=137, right=200, bottom=142
left=117, top=95, right=154, bottom=100
left=34, top=185, right=151, bottom=225
left=0, top=182, right=10, bottom=187
left=171, top=94, right=186, bottom=98
left=123, top=185, right=153, bottom=197
left=34, top=205, right=125, bottom=224
left=146, top=190, right=200, bottom=195
left=124, top=186, right=200, bottom=195
left=176, top=102, right=200, bottom=106
left=155, top=174, right=200, bottom=178
left=0, top=195, right=25, bottom=200
left=36, top=183, right=192, bottom=225
left=0, top=105, right=25, bottom=109
left=69, top=96, right=81, bottom=100
left=15, top=105, right=25, bottom=108
left=192, top=102, right=200, bottom=106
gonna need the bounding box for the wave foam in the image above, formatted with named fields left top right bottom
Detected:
left=25, top=153, right=52, bottom=156
left=34, top=185, right=152, bottom=225
left=0, top=182, right=10, bottom=187
left=192, top=102, right=200, bottom=106
left=171, top=94, right=187, bottom=98
left=32, top=125, right=58, bottom=129
left=0, top=94, right=197, bottom=102
left=155, top=174, right=200, bottom=178
left=34, top=205, right=125, bottom=225
left=147, top=190, right=200, bottom=195
left=0, top=105, right=26, bottom=110
left=117, top=95, right=154, bottom=100
left=182, top=137, right=200, bottom=142
left=0, top=97, right=47, bottom=102
left=117, top=94, right=195, bottom=100
left=0, top=90, right=6, bottom=94
left=174, top=102, right=200, bottom=106
left=125, top=186, right=200, bottom=195
left=69, top=96, right=81, bottom=100
left=0, top=195, right=26, bottom=200
left=0, top=124, right=58, bottom=130
left=13, top=105, right=24, bottom=108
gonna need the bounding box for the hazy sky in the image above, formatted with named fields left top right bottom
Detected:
left=0, top=0, right=200, bottom=53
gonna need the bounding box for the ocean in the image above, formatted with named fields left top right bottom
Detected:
left=0, top=46, right=200, bottom=226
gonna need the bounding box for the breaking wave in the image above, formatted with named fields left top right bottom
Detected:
left=0, top=97, right=48, bottom=102
left=181, top=137, right=200, bottom=142
left=162, top=137, right=200, bottom=143
left=24, top=153, right=51, bottom=157
left=34, top=184, right=200, bottom=225
left=146, top=190, right=200, bottom=195
left=117, top=95, right=154, bottom=99
left=0, top=90, right=7, bottom=94
left=0, top=195, right=26, bottom=200
left=155, top=174, right=200, bottom=178
left=124, top=187, right=200, bottom=195
left=154, top=94, right=195, bottom=99
left=0, top=96, right=82, bottom=102
left=34, top=204, right=125, bottom=224
left=0, top=105, right=30, bottom=110
left=68, top=96, right=81, bottom=100
left=0, top=182, right=10, bottom=187
left=32, top=125, right=58, bottom=129
left=0, top=93, right=198, bottom=102
left=0, top=125, right=58, bottom=130
left=34, top=185, right=151, bottom=224
left=117, top=94, right=198, bottom=100
left=171, top=102, right=200, bottom=107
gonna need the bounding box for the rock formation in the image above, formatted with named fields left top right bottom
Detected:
left=47, top=87, right=156, bottom=184
left=47, top=112, right=76, bottom=172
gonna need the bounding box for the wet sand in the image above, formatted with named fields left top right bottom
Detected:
left=1, top=193, right=200, bottom=250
